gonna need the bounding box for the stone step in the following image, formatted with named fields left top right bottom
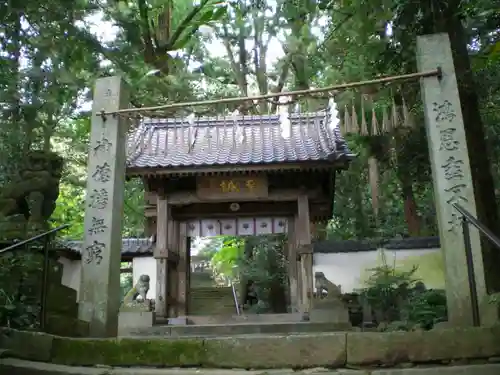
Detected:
left=188, top=307, right=236, bottom=316
left=182, top=313, right=308, bottom=325
left=191, top=293, right=234, bottom=301
left=3, top=358, right=500, bottom=375
left=190, top=287, right=233, bottom=292
left=2, top=326, right=500, bottom=370
left=189, top=287, right=236, bottom=315
left=124, top=321, right=352, bottom=337
left=190, top=271, right=213, bottom=279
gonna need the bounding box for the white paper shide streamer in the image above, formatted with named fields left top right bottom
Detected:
left=185, top=112, right=196, bottom=152
left=328, top=98, right=340, bottom=130
left=231, top=109, right=244, bottom=145
left=278, top=95, right=292, bottom=139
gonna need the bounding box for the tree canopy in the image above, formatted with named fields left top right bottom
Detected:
left=0, top=0, right=499, bottom=261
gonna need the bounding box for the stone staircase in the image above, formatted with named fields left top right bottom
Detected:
left=190, top=270, right=216, bottom=288
left=188, top=269, right=238, bottom=317
left=189, top=286, right=237, bottom=316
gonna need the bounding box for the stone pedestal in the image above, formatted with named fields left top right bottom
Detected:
left=168, top=316, right=188, bottom=325
left=311, top=298, right=350, bottom=324
left=118, top=311, right=154, bottom=331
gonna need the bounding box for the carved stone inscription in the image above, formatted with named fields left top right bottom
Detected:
left=84, top=133, right=114, bottom=265
left=434, top=100, right=468, bottom=233
left=196, top=175, right=268, bottom=200
left=88, top=189, right=109, bottom=209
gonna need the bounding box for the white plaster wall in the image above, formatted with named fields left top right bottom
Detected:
left=57, top=248, right=444, bottom=300
left=313, top=247, right=445, bottom=293
left=58, top=257, right=81, bottom=299
left=132, top=257, right=156, bottom=299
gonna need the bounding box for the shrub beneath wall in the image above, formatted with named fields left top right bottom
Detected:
left=358, top=260, right=447, bottom=330
left=403, top=288, right=447, bottom=329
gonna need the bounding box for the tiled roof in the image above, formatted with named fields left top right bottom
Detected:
left=59, top=236, right=441, bottom=257
left=313, top=236, right=440, bottom=254
left=61, top=238, right=154, bottom=256
left=126, top=111, right=353, bottom=169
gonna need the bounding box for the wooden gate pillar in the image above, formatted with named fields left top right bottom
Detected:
left=287, top=216, right=299, bottom=312
left=296, top=194, right=313, bottom=319
left=167, top=220, right=179, bottom=318
left=177, top=222, right=188, bottom=316
left=154, top=190, right=170, bottom=317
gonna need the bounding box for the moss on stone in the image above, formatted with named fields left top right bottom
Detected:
left=51, top=337, right=207, bottom=367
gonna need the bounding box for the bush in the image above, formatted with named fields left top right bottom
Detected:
left=236, top=235, right=288, bottom=313
left=403, top=289, right=447, bottom=329
left=358, top=257, right=447, bottom=330
left=358, top=263, right=418, bottom=322
left=0, top=251, right=42, bottom=329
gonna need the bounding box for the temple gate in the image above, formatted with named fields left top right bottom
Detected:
left=79, top=33, right=497, bottom=337
left=129, top=112, right=353, bottom=321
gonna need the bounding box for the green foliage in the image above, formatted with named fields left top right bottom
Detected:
left=211, top=236, right=244, bottom=278
left=402, top=289, right=447, bottom=330
left=120, top=273, right=134, bottom=303
left=359, top=262, right=418, bottom=322
left=236, top=236, right=288, bottom=313
left=206, top=235, right=287, bottom=313
left=207, top=235, right=288, bottom=312
left=0, top=0, right=499, bottom=317
left=358, top=254, right=447, bottom=329
left=0, top=252, right=43, bottom=329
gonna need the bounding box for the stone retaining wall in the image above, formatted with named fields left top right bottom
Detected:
left=1, top=326, right=500, bottom=369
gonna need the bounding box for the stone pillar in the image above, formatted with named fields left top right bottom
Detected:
left=177, top=222, right=188, bottom=316
left=155, top=191, right=170, bottom=317
left=287, top=216, right=299, bottom=312
left=416, top=33, right=491, bottom=326
left=79, top=76, right=128, bottom=337
left=296, top=194, right=313, bottom=319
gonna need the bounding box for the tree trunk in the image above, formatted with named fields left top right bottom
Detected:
left=401, top=182, right=420, bottom=236
left=368, top=156, right=380, bottom=218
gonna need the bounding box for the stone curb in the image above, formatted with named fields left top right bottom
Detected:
left=2, top=358, right=500, bottom=375
left=1, top=326, right=500, bottom=369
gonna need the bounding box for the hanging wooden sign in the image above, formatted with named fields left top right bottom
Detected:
left=196, top=175, right=268, bottom=201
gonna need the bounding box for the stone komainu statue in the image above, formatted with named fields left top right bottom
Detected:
left=122, top=274, right=151, bottom=305
left=315, top=271, right=342, bottom=300
left=0, top=150, right=63, bottom=238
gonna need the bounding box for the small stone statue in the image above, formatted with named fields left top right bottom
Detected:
left=314, top=272, right=342, bottom=300
left=121, top=274, right=151, bottom=311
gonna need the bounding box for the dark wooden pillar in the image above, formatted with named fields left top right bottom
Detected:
left=167, top=220, right=178, bottom=318
left=177, top=222, right=188, bottom=316
left=297, top=194, right=313, bottom=319
left=287, top=216, right=299, bottom=312
left=154, top=190, right=170, bottom=317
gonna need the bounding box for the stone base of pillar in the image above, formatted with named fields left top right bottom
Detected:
left=168, top=316, right=188, bottom=325
left=118, top=311, right=154, bottom=333
left=311, top=299, right=350, bottom=324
